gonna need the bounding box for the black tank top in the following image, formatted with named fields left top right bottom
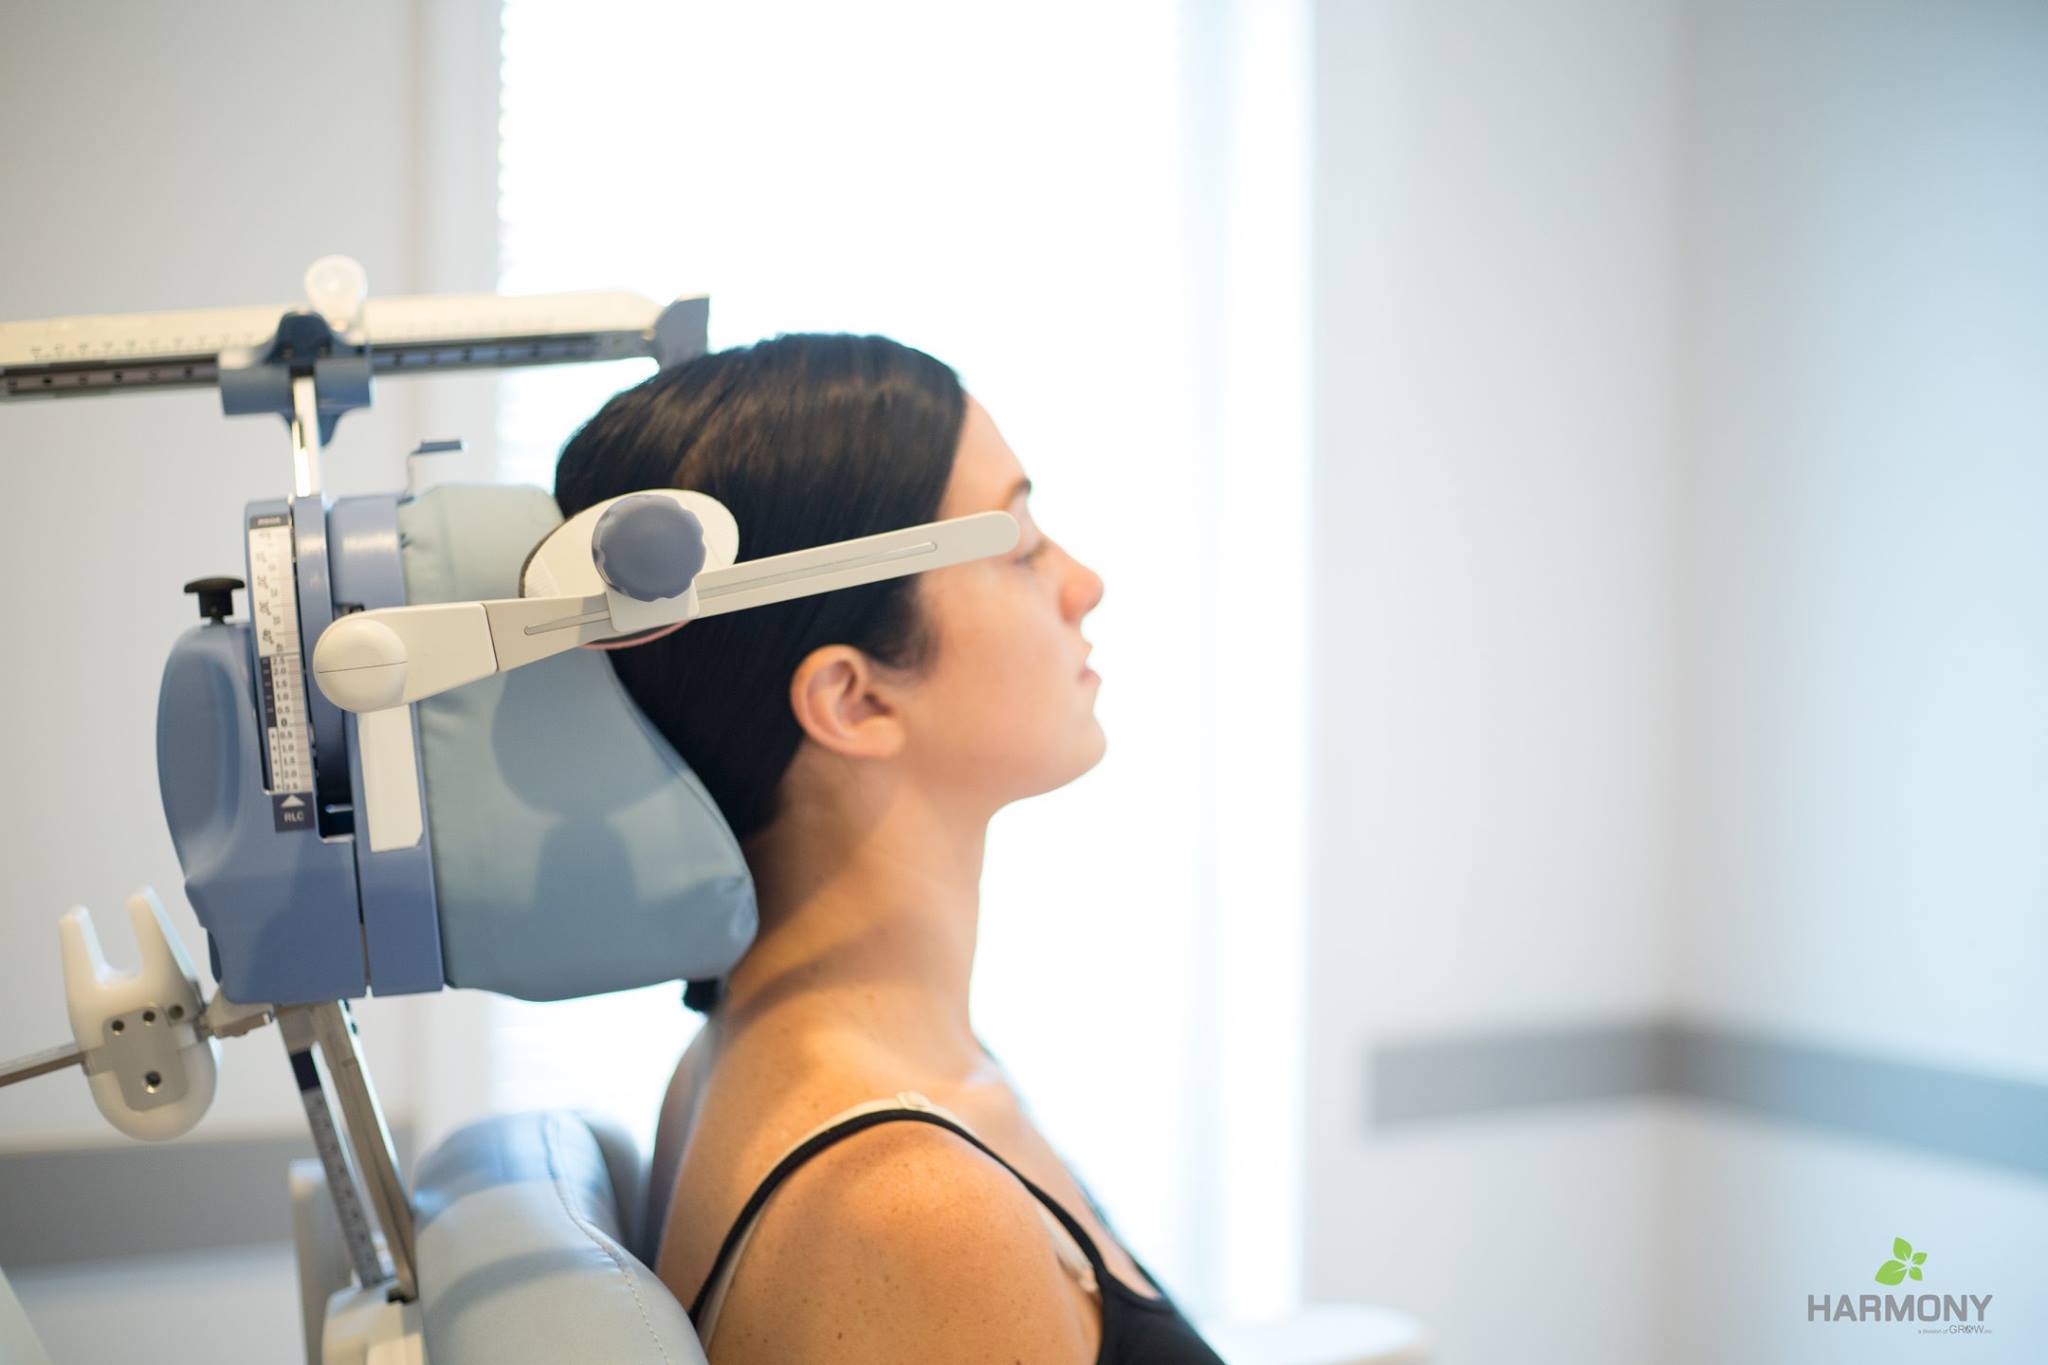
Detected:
left=687, top=1103, right=1228, bottom=1364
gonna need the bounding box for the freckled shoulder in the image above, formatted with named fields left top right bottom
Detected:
left=699, top=1117, right=1101, bottom=1365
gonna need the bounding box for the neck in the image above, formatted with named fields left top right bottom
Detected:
left=719, top=772, right=990, bottom=1081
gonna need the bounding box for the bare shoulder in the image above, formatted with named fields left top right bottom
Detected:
left=705, top=1116, right=1100, bottom=1365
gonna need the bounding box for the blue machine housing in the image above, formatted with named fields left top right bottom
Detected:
left=157, top=491, right=440, bottom=1002
left=156, top=482, right=759, bottom=1006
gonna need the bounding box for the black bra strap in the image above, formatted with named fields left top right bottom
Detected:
left=688, top=1107, right=1111, bottom=1322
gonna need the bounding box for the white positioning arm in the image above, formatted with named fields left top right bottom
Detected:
left=310, top=491, right=1017, bottom=852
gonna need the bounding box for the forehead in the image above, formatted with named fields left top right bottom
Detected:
left=942, top=394, right=1029, bottom=516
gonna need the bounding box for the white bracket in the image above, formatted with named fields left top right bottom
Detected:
left=56, top=887, right=220, bottom=1140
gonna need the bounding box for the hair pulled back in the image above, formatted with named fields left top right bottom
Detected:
left=552, top=333, right=965, bottom=1010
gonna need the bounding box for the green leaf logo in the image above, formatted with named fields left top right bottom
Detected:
left=1877, top=1237, right=1928, bottom=1285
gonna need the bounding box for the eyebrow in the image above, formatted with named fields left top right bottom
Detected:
left=1003, top=477, right=1033, bottom=507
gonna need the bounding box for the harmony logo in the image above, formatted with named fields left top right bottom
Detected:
left=1807, top=1237, right=1994, bottom=1334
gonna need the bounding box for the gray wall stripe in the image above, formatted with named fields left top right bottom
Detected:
left=1371, top=1020, right=2048, bottom=1181
left=1672, top=1027, right=2048, bottom=1181
left=1370, top=1020, right=1680, bottom=1124
left=0, top=1128, right=412, bottom=1270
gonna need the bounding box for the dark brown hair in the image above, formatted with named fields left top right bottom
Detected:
left=552, top=333, right=965, bottom=1010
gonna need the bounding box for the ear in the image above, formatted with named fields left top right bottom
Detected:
left=788, top=644, right=908, bottom=760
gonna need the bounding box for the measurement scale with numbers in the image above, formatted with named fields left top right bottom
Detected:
left=247, top=513, right=317, bottom=832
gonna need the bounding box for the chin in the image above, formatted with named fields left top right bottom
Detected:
left=1068, top=721, right=1109, bottom=780
left=1004, top=730, right=1107, bottom=803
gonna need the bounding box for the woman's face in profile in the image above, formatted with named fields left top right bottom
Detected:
left=897, top=394, right=1107, bottom=809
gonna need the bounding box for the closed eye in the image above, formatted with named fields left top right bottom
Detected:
left=1015, top=539, right=1050, bottom=565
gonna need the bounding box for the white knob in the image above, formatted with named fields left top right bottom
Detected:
left=312, top=615, right=410, bottom=711
left=304, top=255, right=369, bottom=334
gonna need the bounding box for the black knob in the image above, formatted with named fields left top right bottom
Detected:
left=184, top=576, right=243, bottom=623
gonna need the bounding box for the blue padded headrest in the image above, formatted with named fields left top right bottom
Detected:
left=398, top=483, right=756, bottom=1001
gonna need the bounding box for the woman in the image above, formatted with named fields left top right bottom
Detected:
left=554, top=333, right=1226, bottom=1364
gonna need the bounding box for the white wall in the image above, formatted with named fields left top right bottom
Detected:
left=1308, top=1, right=2046, bottom=1361
left=1670, top=0, right=2048, bottom=1359
left=1308, top=0, right=1684, bottom=1359
left=1668, top=1104, right=2048, bottom=1364
left=1674, top=0, right=2048, bottom=1085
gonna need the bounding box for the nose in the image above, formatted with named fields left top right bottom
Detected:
left=1064, top=550, right=1104, bottom=622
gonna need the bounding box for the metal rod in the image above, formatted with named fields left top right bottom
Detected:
left=309, top=1000, right=417, bottom=1302
left=289, top=373, right=322, bottom=498
left=278, top=1007, right=387, bottom=1291
left=0, top=334, right=648, bottom=401
left=0, top=288, right=699, bottom=404
left=0, top=1042, right=85, bottom=1088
